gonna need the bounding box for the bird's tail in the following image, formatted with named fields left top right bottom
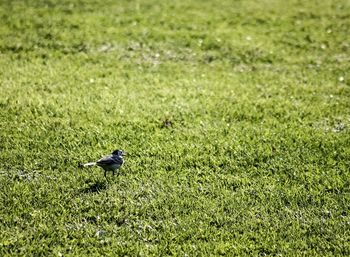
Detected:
left=81, top=162, right=97, bottom=167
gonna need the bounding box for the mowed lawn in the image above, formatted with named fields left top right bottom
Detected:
left=0, top=0, right=350, bottom=255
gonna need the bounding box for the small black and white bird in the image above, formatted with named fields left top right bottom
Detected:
left=82, top=149, right=126, bottom=177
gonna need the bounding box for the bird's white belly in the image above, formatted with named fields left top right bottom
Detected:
left=104, top=163, right=121, bottom=171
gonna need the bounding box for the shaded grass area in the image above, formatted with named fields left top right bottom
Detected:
left=0, top=0, right=350, bottom=255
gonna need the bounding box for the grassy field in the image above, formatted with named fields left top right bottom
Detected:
left=1, top=0, right=350, bottom=255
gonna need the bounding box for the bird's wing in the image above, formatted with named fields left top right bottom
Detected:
left=96, top=156, right=116, bottom=166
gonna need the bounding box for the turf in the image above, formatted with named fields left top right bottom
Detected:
left=0, top=0, right=350, bottom=255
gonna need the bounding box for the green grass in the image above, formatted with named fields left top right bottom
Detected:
left=1, top=0, right=350, bottom=255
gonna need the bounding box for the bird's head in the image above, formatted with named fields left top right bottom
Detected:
left=112, top=149, right=126, bottom=157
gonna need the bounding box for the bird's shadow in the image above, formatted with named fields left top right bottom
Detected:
left=80, top=180, right=109, bottom=194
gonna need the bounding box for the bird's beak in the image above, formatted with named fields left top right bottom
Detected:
left=122, top=153, right=127, bottom=156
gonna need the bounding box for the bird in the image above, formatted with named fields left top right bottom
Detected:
left=82, top=149, right=126, bottom=177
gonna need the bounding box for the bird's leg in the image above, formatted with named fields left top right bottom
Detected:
left=104, top=170, right=107, bottom=178
left=113, top=170, right=115, bottom=176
